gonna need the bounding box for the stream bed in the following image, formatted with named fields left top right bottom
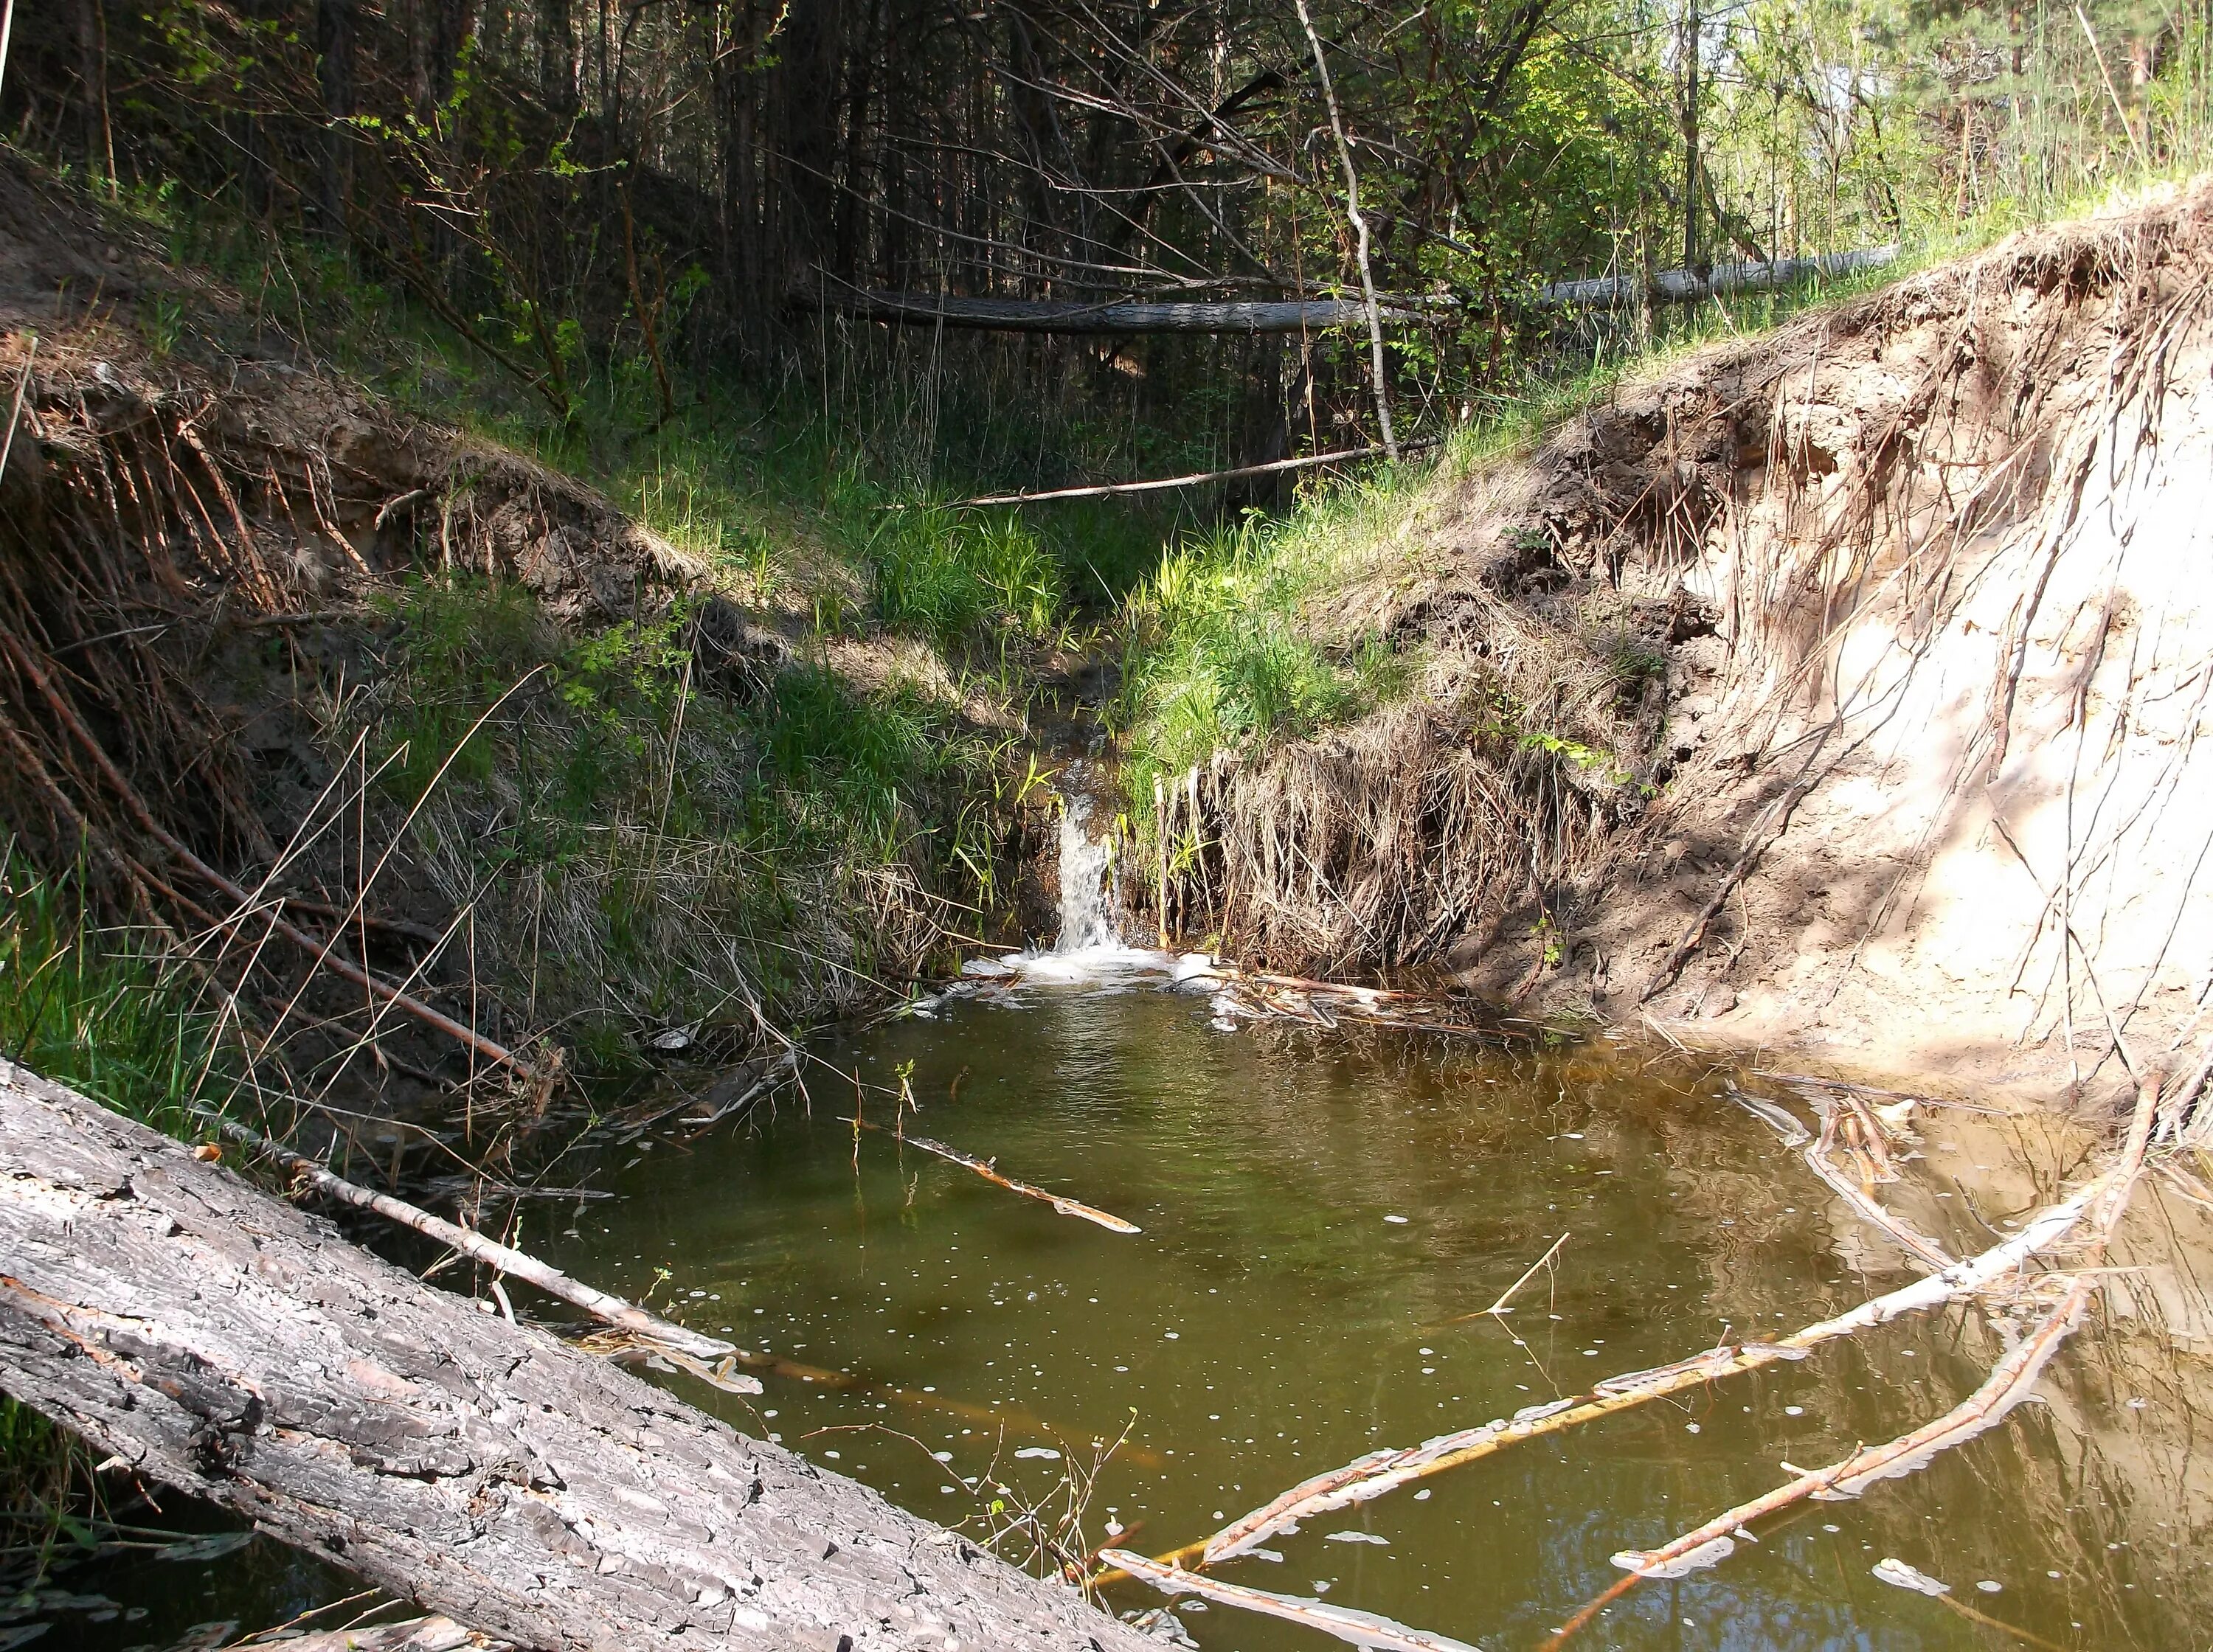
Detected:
left=538, top=979, right=2207, bottom=1651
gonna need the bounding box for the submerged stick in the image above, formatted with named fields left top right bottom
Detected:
left=1543, top=1278, right=2096, bottom=1647
left=859, top=1120, right=1140, bottom=1233
left=221, top=1120, right=751, bottom=1373
left=1100, top=1172, right=2105, bottom=1583
left=1543, top=1070, right=2164, bottom=1645
left=1099, top=1550, right=1479, bottom=1652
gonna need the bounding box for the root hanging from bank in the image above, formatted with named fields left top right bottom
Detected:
left=1134, top=184, right=2213, bottom=1102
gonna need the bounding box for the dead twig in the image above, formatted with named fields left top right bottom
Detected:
left=860, top=1120, right=1140, bottom=1234
left=218, top=1117, right=754, bottom=1378
left=1100, top=1549, right=1477, bottom=1652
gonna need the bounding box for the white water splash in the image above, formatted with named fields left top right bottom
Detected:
left=1053, top=788, right=1120, bottom=953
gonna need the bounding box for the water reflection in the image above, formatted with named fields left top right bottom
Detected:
left=545, top=988, right=2213, bottom=1651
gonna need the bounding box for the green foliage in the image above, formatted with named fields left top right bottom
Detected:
left=0, top=861, right=236, bottom=1578
left=0, top=1395, right=99, bottom=1585
left=1112, top=489, right=1422, bottom=819
left=353, top=577, right=1009, bottom=1059
left=866, top=507, right=1065, bottom=650
left=0, top=852, right=235, bottom=1139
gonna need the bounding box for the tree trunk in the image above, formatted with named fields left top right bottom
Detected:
left=804, top=291, right=1434, bottom=333
left=317, top=0, right=357, bottom=237
left=0, top=1059, right=1160, bottom=1652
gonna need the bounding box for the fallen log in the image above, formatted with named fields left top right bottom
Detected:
left=0, top=1058, right=1162, bottom=1652
left=1534, top=245, right=1902, bottom=310
left=801, top=291, right=1438, bottom=333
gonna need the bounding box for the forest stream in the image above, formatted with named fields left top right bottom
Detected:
left=42, top=816, right=2212, bottom=1652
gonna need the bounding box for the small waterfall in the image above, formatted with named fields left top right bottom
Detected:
left=1053, top=786, right=1120, bottom=953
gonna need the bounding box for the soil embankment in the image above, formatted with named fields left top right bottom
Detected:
left=1169, top=182, right=2213, bottom=1114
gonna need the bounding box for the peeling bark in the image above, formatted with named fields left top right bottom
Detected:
left=0, top=1058, right=1157, bottom=1652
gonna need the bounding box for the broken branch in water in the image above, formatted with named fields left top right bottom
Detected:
left=1099, top=1549, right=1480, bottom=1652
left=218, top=1118, right=754, bottom=1378
left=1542, top=1069, right=2164, bottom=1644
left=1101, top=1103, right=2140, bottom=1583
left=1482, top=1232, right=1570, bottom=1318
left=1544, top=1277, right=2096, bottom=1646
left=859, top=1119, right=1140, bottom=1233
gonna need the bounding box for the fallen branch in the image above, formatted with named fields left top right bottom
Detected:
left=908, top=438, right=1441, bottom=509
left=1483, top=1231, right=1570, bottom=1316
left=219, top=1119, right=752, bottom=1375
left=861, top=1120, right=1140, bottom=1233
left=1099, top=1549, right=1480, bottom=1652
left=1101, top=1156, right=2111, bottom=1582
left=1542, top=1069, right=2163, bottom=1644
left=1542, top=1274, right=2097, bottom=1646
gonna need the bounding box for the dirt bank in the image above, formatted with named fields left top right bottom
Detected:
left=0, top=152, right=1041, bottom=1120
left=1168, top=181, right=2213, bottom=1117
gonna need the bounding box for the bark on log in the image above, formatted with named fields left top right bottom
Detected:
left=0, top=1058, right=1160, bottom=1652
left=1534, top=245, right=1901, bottom=311
left=806, top=246, right=1901, bottom=336
left=801, top=292, right=1435, bottom=333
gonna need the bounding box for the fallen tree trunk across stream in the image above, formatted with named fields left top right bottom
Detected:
left=0, top=1058, right=1160, bottom=1652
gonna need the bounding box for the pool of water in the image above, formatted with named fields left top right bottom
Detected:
left=532, top=980, right=2209, bottom=1651
left=35, top=976, right=2208, bottom=1651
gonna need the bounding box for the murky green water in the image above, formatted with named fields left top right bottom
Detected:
left=38, top=980, right=2207, bottom=1651
left=535, top=982, right=2208, bottom=1651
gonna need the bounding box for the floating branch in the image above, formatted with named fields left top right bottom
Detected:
left=1102, top=1153, right=2120, bottom=1582
left=1635, top=1281, right=2085, bottom=1573
left=1542, top=1278, right=2095, bottom=1647
left=1540, top=1070, right=2163, bottom=1645
left=861, top=1120, right=1141, bottom=1233
left=1099, top=1549, right=1480, bottom=1652
left=221, top=1119, right=752, bottom=1375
